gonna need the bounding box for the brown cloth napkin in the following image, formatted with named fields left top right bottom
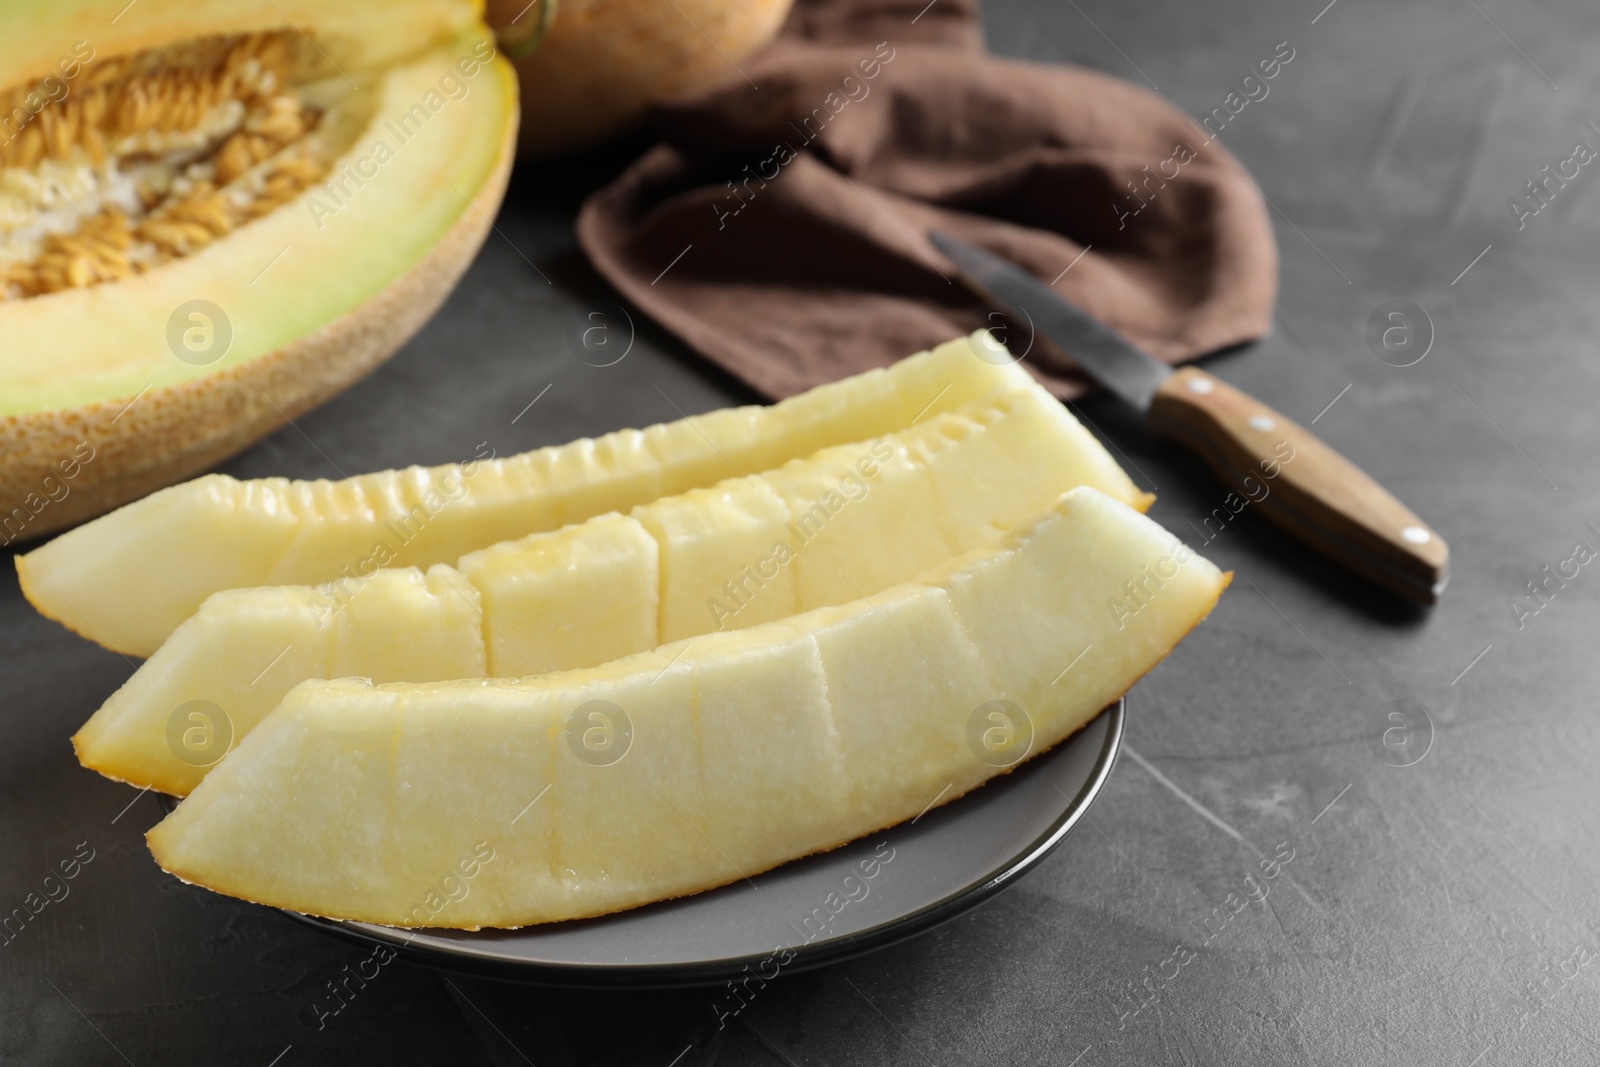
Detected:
left=576, top=0, right=1278, bottom=400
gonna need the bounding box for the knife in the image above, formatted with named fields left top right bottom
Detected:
left=930, top=231, right=1449, bottom=604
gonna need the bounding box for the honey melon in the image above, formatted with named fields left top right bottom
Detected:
left=484, top=0, right=794, bottom=157
left=146, top=487, right=1228, bottom=927
left=75, top=385, right=1151, bottom=796
left=0, top=0, right=518, bottom=546
left=19, top=334, right=1069, bottom=655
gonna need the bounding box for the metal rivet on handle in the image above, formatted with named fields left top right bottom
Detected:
left=1247, top=414, right=1275, bottom=431
left=1400, top=525, right=1431, bottom=545
left=1187, top=376, right=1215, bottom=395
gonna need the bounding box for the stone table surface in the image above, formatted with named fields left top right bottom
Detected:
left=6, top=0, right=1600, bottom=1063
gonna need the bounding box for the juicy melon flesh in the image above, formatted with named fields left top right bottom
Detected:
left=19, top=335, right=1085, bottom=656
left=146, top=487, right=1228, bottom=928
left=75, top=385, right=1151, bottom=796
left=462, top=512, right=660, bottom=677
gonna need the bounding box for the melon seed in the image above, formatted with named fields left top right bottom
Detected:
left=0, top=32, right=335, bottom=299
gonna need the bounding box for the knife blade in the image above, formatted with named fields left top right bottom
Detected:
left=930, top=230, right=1449, bottom=604
left=932, top=233, right=1174, bottom=412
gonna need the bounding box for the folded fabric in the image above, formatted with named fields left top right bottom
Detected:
left=578, top=0, right=1277, bottom=399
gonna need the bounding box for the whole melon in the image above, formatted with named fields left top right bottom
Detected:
left=487, top=0, right=794, bottom=156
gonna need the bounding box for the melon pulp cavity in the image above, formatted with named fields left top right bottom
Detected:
left=0, top=0, right=518, bottom=542
left=146, top=487, right=1228, bottom=928
left=75, top=384, right=1151, bottom=795
left=19, top=334, right=1109, bottom=656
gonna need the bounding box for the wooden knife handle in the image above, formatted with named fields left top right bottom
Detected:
left=1146, top=366, right=1449, bottom=603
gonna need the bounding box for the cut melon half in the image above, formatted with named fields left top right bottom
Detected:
left=146, top=486, right=1228, bottom=928
left=20, top=334, right=1123, bottom=655
left=0, top=0, right=518, bottom=545
left=76, top=385, right=1151, bottom=795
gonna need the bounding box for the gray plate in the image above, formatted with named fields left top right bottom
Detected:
left=259, top=700, right=1123, bottom=988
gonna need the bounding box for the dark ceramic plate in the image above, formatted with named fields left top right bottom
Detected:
left=240, top=699, right=1124, bottom=988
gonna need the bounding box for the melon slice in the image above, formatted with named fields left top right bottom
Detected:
left=75, top=385, right=1150, bottom=796
left=18, top=334, right=1069, bottom=656
left=0, top=0, right=519, bottom=546
left=145, top=486, right=1228, bottom=928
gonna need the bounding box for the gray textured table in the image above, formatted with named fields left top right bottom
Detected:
left=6, top=0, right=1600, bottom=1063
